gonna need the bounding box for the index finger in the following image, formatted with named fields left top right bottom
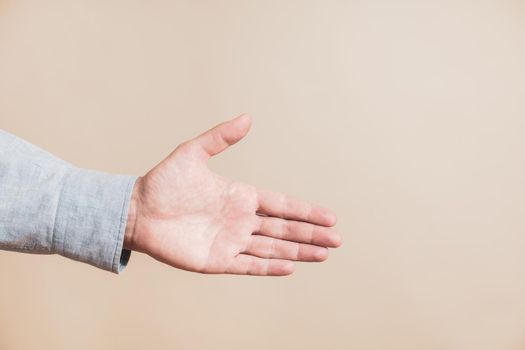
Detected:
left=256, top=189, right=337, bottom=227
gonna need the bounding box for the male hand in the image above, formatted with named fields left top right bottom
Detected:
left=123, top=114, right=342, bottom=276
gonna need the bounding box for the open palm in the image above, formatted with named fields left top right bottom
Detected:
left=124, top=114, right=341, bottom=276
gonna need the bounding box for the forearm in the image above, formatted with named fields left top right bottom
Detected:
left=0, top=129, right=137, bottom=274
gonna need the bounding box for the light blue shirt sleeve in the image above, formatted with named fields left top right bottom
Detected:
left=0, top=129, right=137, bottom=274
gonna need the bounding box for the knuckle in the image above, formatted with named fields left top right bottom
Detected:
left=294, top=243, right=301, bottom=260
left=268, top=238, right=276, bottom=258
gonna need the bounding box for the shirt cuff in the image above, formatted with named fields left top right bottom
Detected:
left=52, top=165, right=138, bottom=274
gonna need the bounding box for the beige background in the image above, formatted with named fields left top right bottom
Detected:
left=1, top=0, right=525, bottom=349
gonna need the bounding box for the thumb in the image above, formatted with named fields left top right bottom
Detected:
left=187, top=113, right=252, bottom=160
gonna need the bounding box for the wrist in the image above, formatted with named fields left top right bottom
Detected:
left=124, top=176, right=142, bottom=251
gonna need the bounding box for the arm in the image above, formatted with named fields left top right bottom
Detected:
left=0, top=114, right=342, bottom=276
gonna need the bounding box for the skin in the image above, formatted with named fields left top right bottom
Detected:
left=123, top=113, right=342, bottom=276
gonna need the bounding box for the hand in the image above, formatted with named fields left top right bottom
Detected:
left=123, top=114, right=342, bottom=276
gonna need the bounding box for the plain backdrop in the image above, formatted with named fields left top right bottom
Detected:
left=1, top=1, right=525, bottom=349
